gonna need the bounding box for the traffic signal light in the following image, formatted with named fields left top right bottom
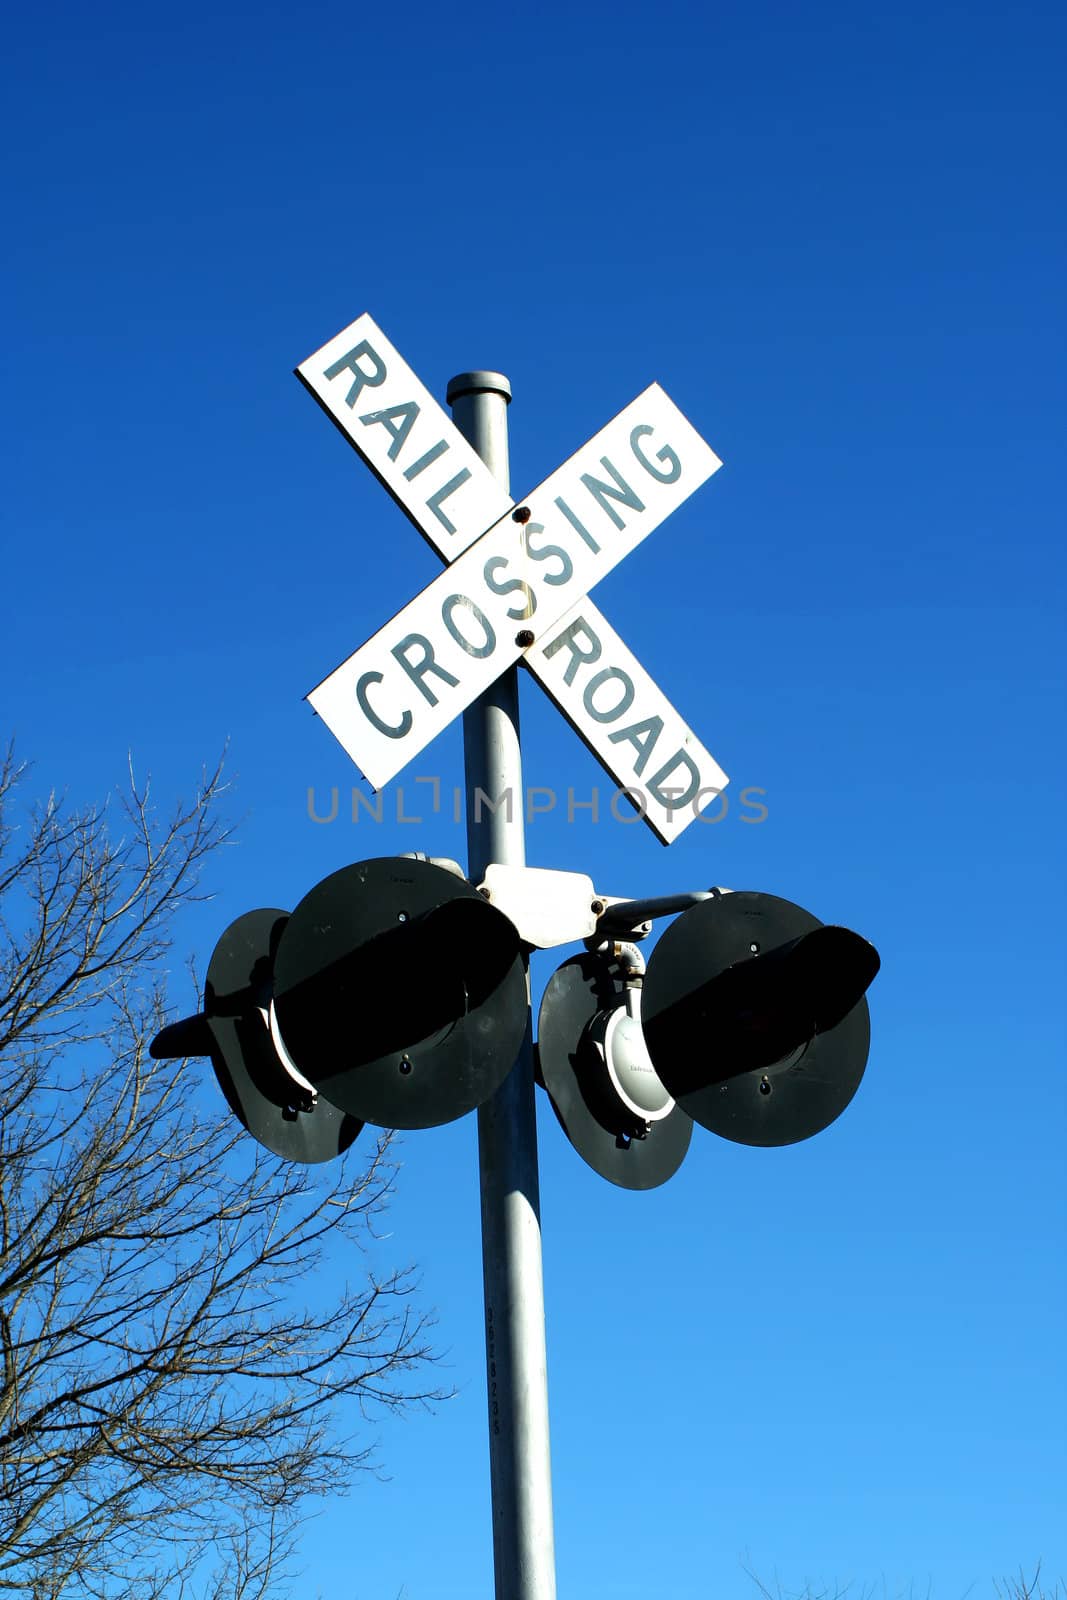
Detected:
left=538, top=890, right=879, bottom=1182
left=271, top=856, right=527, bottom=1130
left=150, top=906, right=362, bottom=1164
left=537, top=949, right=693, bottom=1191
left=154, top=864, right=878, bottom=1173
left=151, top=857, right=529, bottom=1152
left=641, top=891, right=880, bottom=1147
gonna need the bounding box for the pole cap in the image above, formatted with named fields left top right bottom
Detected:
left=446, top=370, right=511, bottom=405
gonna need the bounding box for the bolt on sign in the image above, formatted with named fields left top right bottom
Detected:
left=297, top=314, right=727, bottom=844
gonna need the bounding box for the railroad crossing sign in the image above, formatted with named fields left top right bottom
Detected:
left=297, top=314, right=727, bottom=844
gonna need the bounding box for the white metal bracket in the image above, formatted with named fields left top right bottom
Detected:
left=476, top=865, right=598, bottom=949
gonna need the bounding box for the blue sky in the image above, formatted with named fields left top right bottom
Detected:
left=4, top=1, right=1064, bottom=1595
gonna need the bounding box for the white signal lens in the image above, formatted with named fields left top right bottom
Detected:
left=603, top=1009, right=673, bottom=1122
left=266, top=1001, right=317, bottom=1100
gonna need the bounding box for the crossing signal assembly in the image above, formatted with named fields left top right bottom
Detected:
left=152, top=855, right=526, bottom=1156
left=537, top=889, right=879, bottom=1187
left=153, top=865, right=878, bottom=1185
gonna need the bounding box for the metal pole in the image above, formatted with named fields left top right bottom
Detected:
left=447, top=370, right=557, bottom=1600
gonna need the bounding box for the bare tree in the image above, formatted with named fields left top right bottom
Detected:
left=997, top=1570, right=1065, bottom=1600
left=742, top=1564, right=1063, bottom=1600
left=0, top=745, right=443, bottom=1598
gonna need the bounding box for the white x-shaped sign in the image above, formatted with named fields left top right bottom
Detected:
left=297, top=315, right=727, bottom=844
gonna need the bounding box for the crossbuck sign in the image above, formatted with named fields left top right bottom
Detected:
left=297, top=315, right=727, bottom=844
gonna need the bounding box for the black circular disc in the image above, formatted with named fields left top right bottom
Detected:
left=272, top=858, right=527, bottom=1130
left=537, top=953, right=692, bottom=1190
left=642, top=892, right=872, bottom=1147
left=205, top=908, right=362, bottom=1164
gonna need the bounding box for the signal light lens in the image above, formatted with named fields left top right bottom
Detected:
left=598, top=1010, right=674, bottom=1123
left=537, top=953, right=693, bottom=1190
left=150, top=907, right=362, bottom=1165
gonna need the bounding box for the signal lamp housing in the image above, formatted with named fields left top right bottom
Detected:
left=641, top=891, right=880, bottom=1147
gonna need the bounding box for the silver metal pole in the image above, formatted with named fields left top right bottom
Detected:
left=447, top=370, right=557, bottom=1600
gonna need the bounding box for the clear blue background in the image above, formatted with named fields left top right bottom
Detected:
left=4, top=1, right=1064, bottom=1595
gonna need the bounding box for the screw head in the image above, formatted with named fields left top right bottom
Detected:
left=512, top=506, right=532, bottom=524
left=590, top=899, right=605, bottom=915
left=515, top=629, right=535, bottom=648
